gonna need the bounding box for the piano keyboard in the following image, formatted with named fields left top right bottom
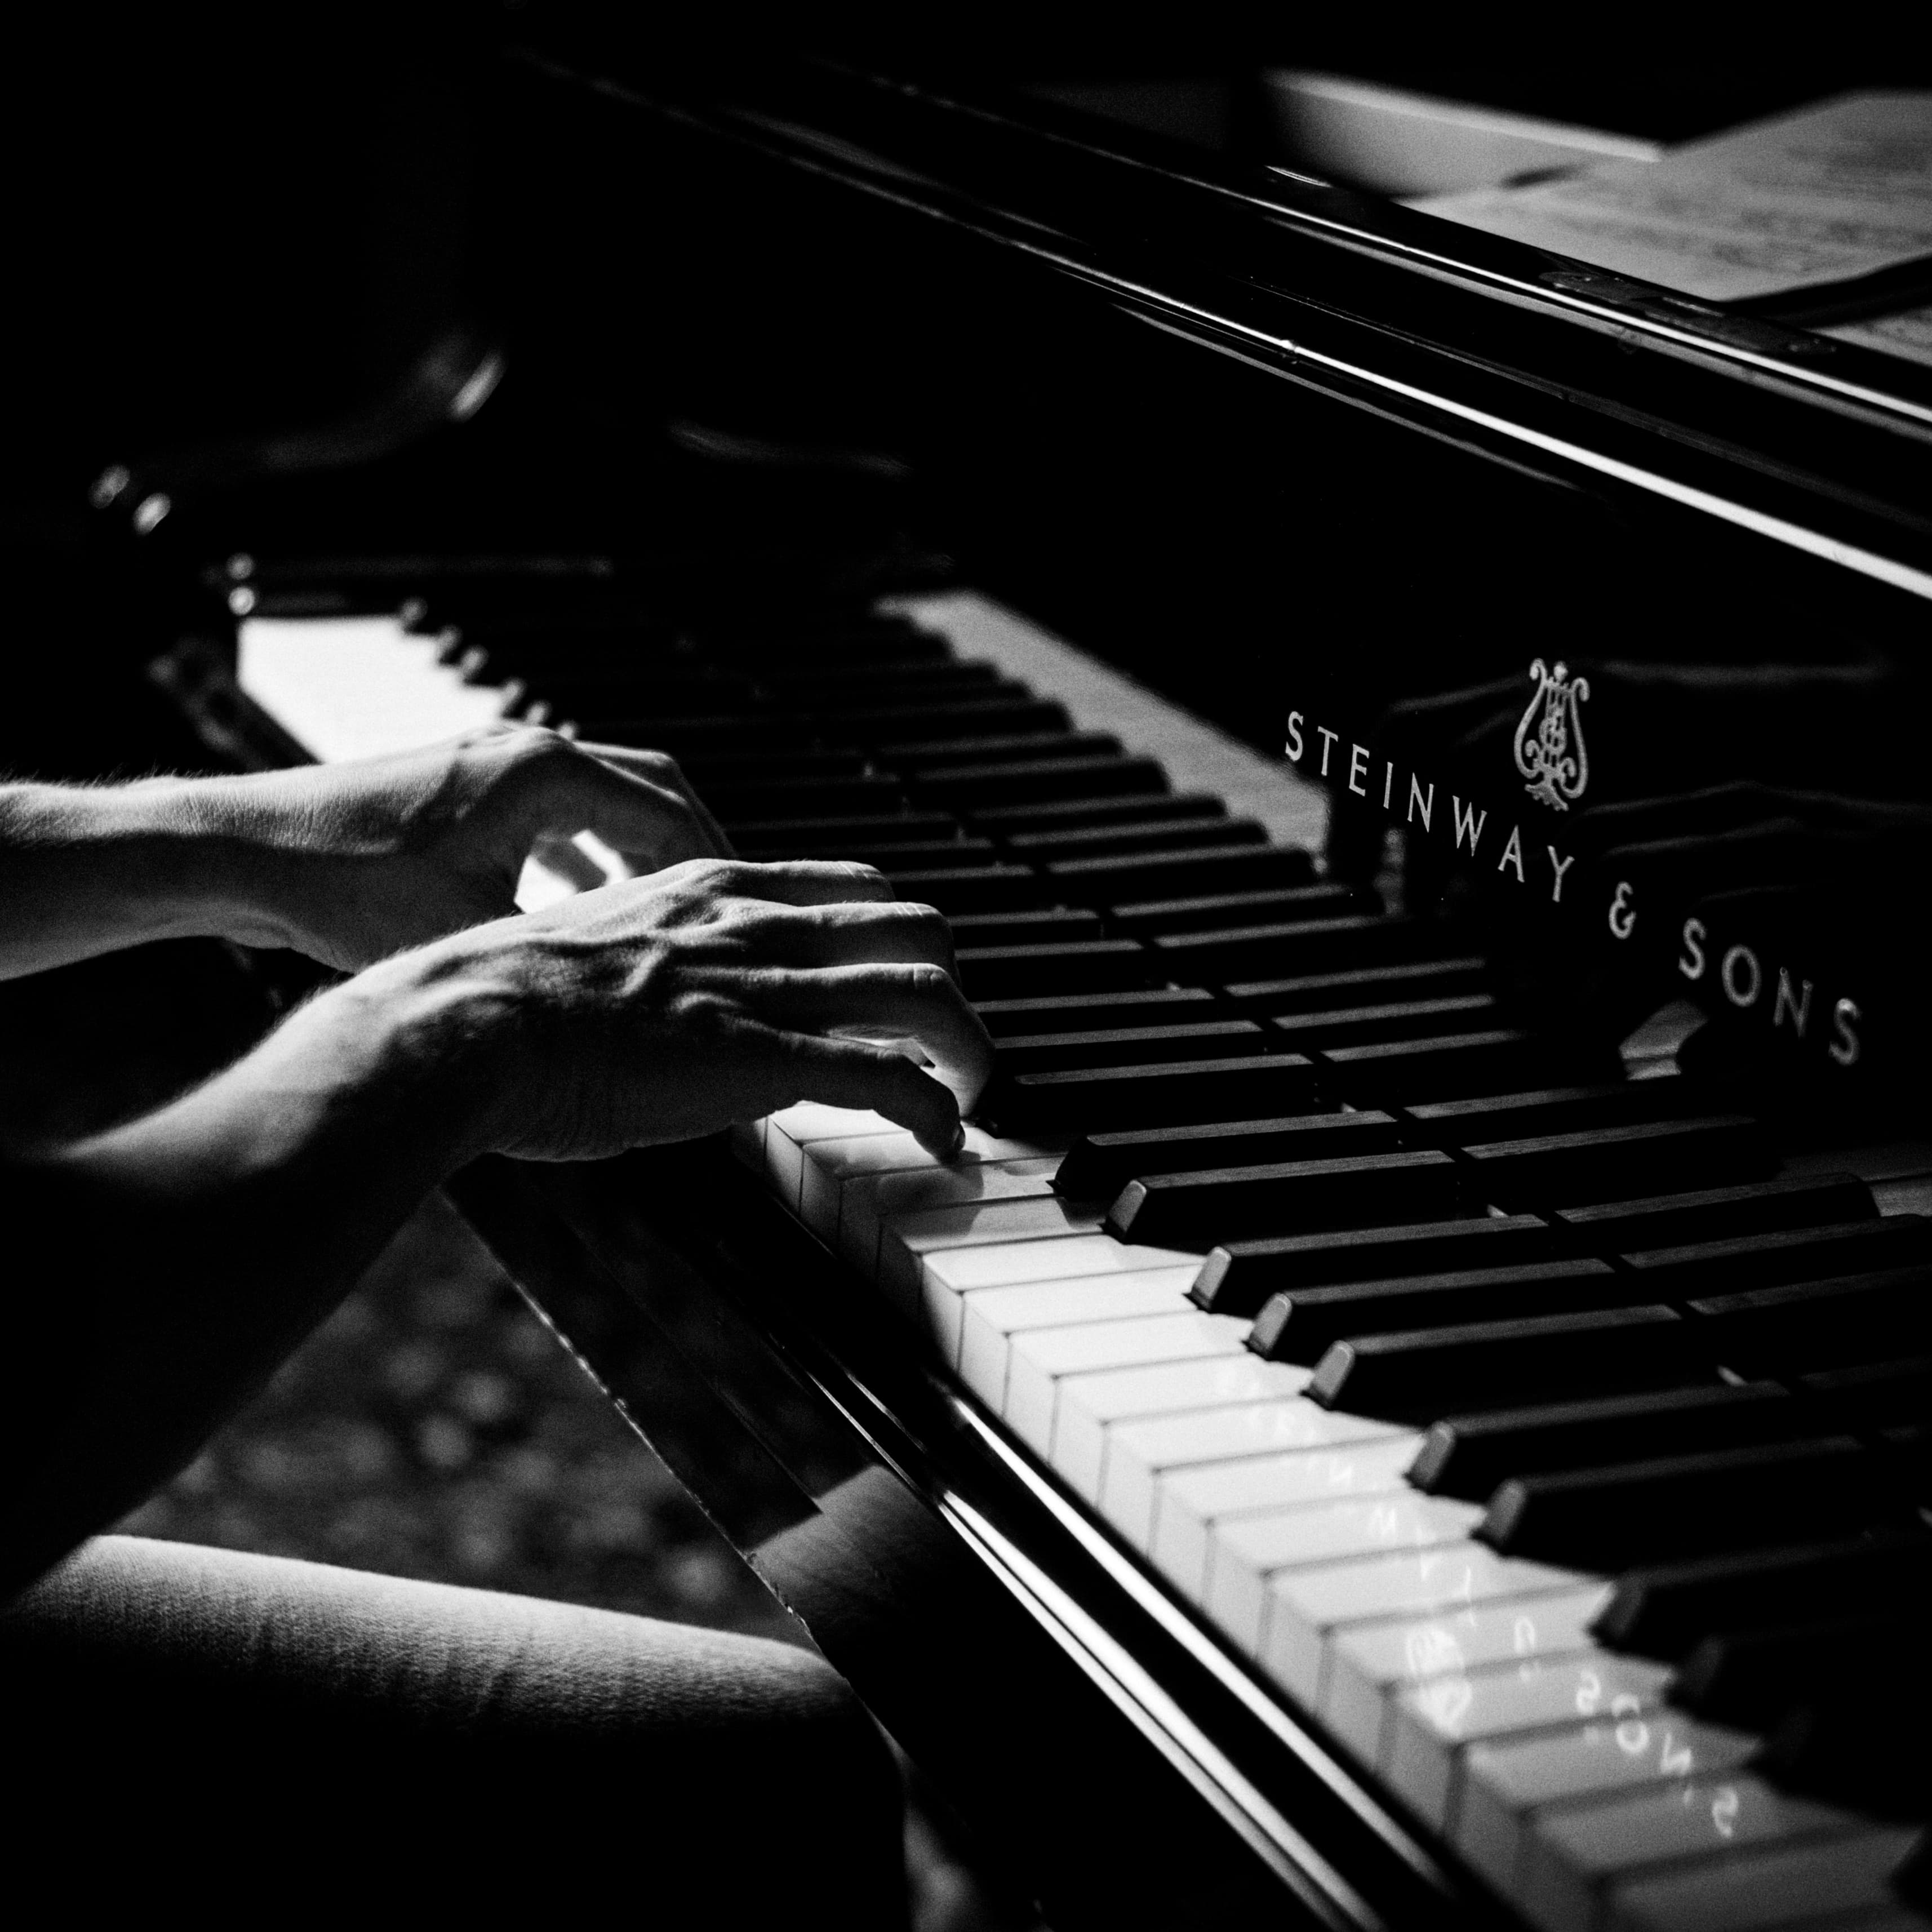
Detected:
left=231, top=581, right=1931, bottom=1932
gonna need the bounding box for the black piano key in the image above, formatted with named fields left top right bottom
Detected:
left=1552, top=1172, right=1877, bottom=1253
left=880, top=867, right=1052, bottom=917
left=1398, top=1080, right=1711, bottom=1148
left=695, top=774, right=907, bottom=819
left=1052, top=845, right=1320, bottom=905
left=1593, top=1530, right=1932, bottom=1659
left=1193, top=1214, right=1560, bottom=1318
left=975, top=1053, right=1318, bottom=1135
left=1623, top=1215, right=1932, bottom=1293
left=1307, top=1304, right=1704, bottom=1420
left=1106, top=1149, right=1459, bottom=1247
left=592, top=714, right=804, bottom=754
left=953, top=939, right=1153, bottom=1001
left=1153, top=914, right=1432, bottom=981
left=976, top=987, right=1215, bottom=1037
left=992, top=1019, right=1268, bottom=1078
left=1221, top=956, right=1490, bottom=1013
left=1756, top=1693, right=1932, bottom=1819
left=815, top=696, right=1072, bottom=741
left=1006, top=816, right=1267, bottom=861
left=1671, top=1613, right=1930, bottom=1728
left=1107, top=882, right=1370, bottom=936
left=880, top=731, right=1123, bottom=772
left=1055, top=1110, right=1401, bottom=1201
left=661, top=747, right=873, bottom=785
left=947, top=908, right=1103, bottom=948
left=1247, top=1258, right=1626, bottom=1365
left=521, top=674, right=752, bottom=717
left=722, top=811, right=960, bottom=850
left=915, top=756, right=1168, bottom=811
left=1797, top=1354, right=1932, bottom=1429
left=1317, top=1030, right=1619, bottom=1105
left=724, top=621, right=952, bottom=667
left=1407, top=1382, right=1796, bottom=1502
left=1686, top=1265, right=1932, bottom=1375
left=1265, top=993, right=1502, bottom=1052
left=969, top=792, right=1225, bottom=834
left=766, top=663, right=1007, bottom=703
left=770, top=837, right=998, bottom=869
left=1459, top=1116, right=1771, bottom=1210
left=1480, top=1436, right=1900, bottom=1570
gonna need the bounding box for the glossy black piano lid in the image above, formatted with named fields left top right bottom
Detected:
left=496, top=37, right=1932, bottom=1120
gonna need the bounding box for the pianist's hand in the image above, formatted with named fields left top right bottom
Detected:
left=359, top=856, right=993, bottom=1161
left=230, top=723, right=734, bottom=971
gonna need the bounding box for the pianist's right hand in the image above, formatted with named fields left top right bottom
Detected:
left=364, top=854, right=993, bottom=1163
left=2, top=851, right=988, bottom=1590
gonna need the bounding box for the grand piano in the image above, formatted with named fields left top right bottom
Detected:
left=84, top=25, right=1932, bottom=1931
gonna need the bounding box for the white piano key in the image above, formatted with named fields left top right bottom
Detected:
left=1206, top=1494, right=1483, bottom=1660
left=880, top=1195, right=1112, bottom=1315
left=956, top=1268, right=1199, bottom=1404
left=1523, top=1774, right=1868, bottom=1932
left=1052, top=1353, right=1311, bottom=1507
left=1456, top=1711, right=1758, bottom=1898
left=237, top=616, right=510, bottom=760
left=1101, top=1399, right=1403, bottom=1552
left=851, top=1157, right=1062, bottom=1274
left=799, top=1126, right=1058, bottom=1245
left=1004, top=1311, right=1249, bottom=1463
left=1153, top=1433, right=1420, bottom=1603
left=766, top=1103, right=901, bottom=1209
left=1605, top=1827, right=1923, bottom=1932
left=1386, top=1646, right=1669, bottom=1833
left=1260, top=1544, right=1580, bottom=1708
left=916, top=1235, right=1198, bottom=1351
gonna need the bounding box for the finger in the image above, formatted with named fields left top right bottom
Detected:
left=516, top=748, right=718, bottom=870
left=769, top=1028, right=965, bottom=1160
left=575, top=742, right=736, bottom=859
left=744, top=896, right=957, bottom=975
left=690, top=858, right=899, bottom=907
left=745, top=962, right=993, bottom=1112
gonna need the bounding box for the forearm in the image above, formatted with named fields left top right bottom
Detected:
left=2, top=952, right=499, bottom=1587
left=0, top=776, right=300, bottom=979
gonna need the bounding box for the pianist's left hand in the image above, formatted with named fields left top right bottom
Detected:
left=0, top=722, right=732, bottom=981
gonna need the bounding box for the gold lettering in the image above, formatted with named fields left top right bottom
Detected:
left=1773, top=969, right=1813, bottom=1037
left=1678, top=917, right=1707, bottom=981
left=1451, top=796, right=1487, bottom=856
left=1316, top=726, right=1338, bottom=778
left=1831, top=997, right=1862, bottom=1068
left=1496, top=823, right=1524, bottom=882
left=1382, top=762, right=1394, bottom=810
left=1548, top=847, right=1575, bottom=904
left=1348, top=743, right=1370, bottom=797
left=1407, top=775, right=1434, bottom=833
left=1284, top=711, right=1304, bottom=762
left=1607, top=880, right=1636, bottom=940
left=1721, top=945, right=1762, bottom=1009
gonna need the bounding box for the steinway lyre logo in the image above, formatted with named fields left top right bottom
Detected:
left=1513, top=658, right=1590, bottom=812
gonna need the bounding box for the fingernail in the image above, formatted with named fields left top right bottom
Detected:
left=945, top=1121, right=966, bottom=1161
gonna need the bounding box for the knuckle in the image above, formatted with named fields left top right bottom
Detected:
left=899, top=960, right=953, bottom=998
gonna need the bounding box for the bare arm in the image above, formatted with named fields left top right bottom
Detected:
left=0, top=723, right=730, bottom=980
left=3, top=858, right=991, bottom=1593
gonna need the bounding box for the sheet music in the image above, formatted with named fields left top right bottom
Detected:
left=1415, top=92, right=1932, bottom=303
